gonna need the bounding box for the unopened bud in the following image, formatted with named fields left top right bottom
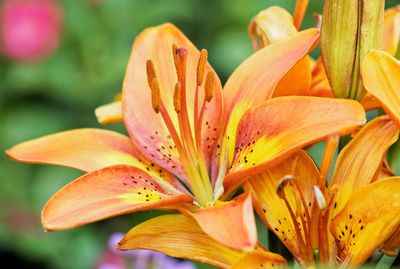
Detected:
left=321, top=0, right=384, bottom=100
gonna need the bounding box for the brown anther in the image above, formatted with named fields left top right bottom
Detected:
left=196, top=49, right=208, bottom=86
left=149, top=78, right=160, bottom=113
left=173, top=82, right=181, bottom=113
left=172, top=43, right=179, bottom=72
left=146, top=60, right=156, bottom=87
left=204, top=71, right=215, bottom=102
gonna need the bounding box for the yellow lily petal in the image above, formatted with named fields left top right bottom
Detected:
left=95, top=101, right=123, bottom=125
left=381, top=226, right=400, bottom=256
left=245, top=151, right=318, bottom=265
left=117, top=214, right=245, bottom=269
left=383, top=6, right=400, bottom=56
left=229, top=250, right=287, bottom=269
left=188, top=193, right=257, bottom=251
left=362, top=50, right=400, bottom=128
left=42, top=165, right=193, bottom=231
left=224, top=96, right=365, bottom=193
left=329, top=116, right=399, bottom=215
left=330, top=178, right=400, bottom=265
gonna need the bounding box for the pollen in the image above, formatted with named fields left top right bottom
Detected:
left=149, top=78, right=160, bottom=113
left=174, top=82, right=181, bottom=113
left=146, top=60, right=156, bottom=86
left=205, top=71, right=214, bottom=102
left=197, top=49, right=208, bottom=85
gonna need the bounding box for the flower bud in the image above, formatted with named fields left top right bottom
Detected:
left=321, top=0, right=384, bottom=100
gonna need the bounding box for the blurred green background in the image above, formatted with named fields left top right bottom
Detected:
left=0, top=0, right=399, bottom=268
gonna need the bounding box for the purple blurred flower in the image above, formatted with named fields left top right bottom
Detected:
left=97, top=232, right=197, bottom=269
left=0, top=0, right=62, bottom=62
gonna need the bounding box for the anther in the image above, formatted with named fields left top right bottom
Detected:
left=197, top=49, right=208, bottom=85
left=149, top=78, right=160, bottom=113
left=204, top=71, right=214, bottom=102
left=313, top=185, right=326, bottom=210
left=174, top=82, right=181, bottom=113
left=146, top=60, right=156, bottom=86
left=172, top=43, right=178, bottom=71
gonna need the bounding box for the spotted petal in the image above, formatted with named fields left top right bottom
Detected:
left=122, top=23, right=223, bottom=179
left=117, top=214, right=245, bottom=269
left=244, top=151, right=318, bottom=265
left=188, top=193, right=257, bottom=251
left=362, top=50, right=400, bottom=128
left=224, top=96, right=365, bottom=193
left=331, top=178, right=400, bottom=265
left=42, top=165, right=193, bottom=231
left=329, top=116, right=399, bottom=215
left=5, top=128, right=184, bottom=191
left=216, top=28, right=319, bottom=178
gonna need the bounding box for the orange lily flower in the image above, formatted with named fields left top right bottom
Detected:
left=361, top=49, right=400, bottom=259
left=6, top=23, right=365, bottom=266
left=242, top=115, right=400, bottom=267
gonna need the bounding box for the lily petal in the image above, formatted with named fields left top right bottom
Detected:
left=360, top=93, right=381, bottom=111
left=95, top=101, right=123, bottom=125
left=245, top=151, right=318, bottom=265
left=362, top=50, right=400, bottom=127
left=248, top=7, right=312, bottom=97
left=5, top=128, right=185, bottom=191
left=188, top=193, right=257, bottom=251
left=117, top=214, right=245, bottom=269
left=330, top=116, right=399, bottom=215
left=383, top=6, right=400, bottom=56
left=229, top=250, right=287, bottom=269
left=224, top=96, right=365, bottom=192
left=330, top=178, right=400, bottom=265
left=42, top=165, right=193, bottom=231
left=293, top=0, right=310, bottom=30
left=218, top=28, right=319, bottom=174
left=122, top=23, right=223, bottom=178
left=309, top=58, right=334, bottom=97
left=6, top=129, right=139, bottom=172
left=381, top=226, right=400, bottom=256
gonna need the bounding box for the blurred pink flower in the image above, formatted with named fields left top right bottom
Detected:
left=0, top=0, right=62, bottom=62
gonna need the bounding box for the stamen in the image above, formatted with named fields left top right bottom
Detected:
left=205, top=71, right=215, bottom=102
left=146, top=60, right=156, bottom=86
left=149, top=78, right=160, bottom=113
left=174, top=82, right=181, bottom=113
left=318, top=134, right=339, bottom=186
left=197, top=49, right=208, bottom=86
left=276, top=178, right=307, bottom=260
